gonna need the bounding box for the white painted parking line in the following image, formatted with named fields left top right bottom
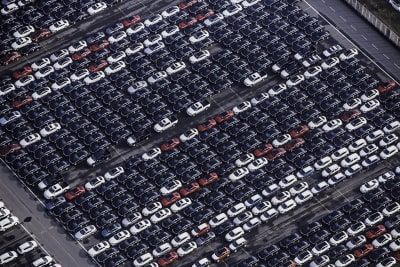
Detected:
left=361, top=34, right=367, bottom=40
left=339, top=15, right=346, bottom=22
left=304, top=0, right=400, bottom=84
left=372, top=44, right=379, bottom=50
left=395, top=63, right=400, bottom=69
left=383, top=54, right=390, bottom=60
left=329, top=6, right=335, bottom=12
left=350, top=25, right=357, bottom=31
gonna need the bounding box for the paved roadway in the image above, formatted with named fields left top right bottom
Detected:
left=303, top=0, right=400, bottom=82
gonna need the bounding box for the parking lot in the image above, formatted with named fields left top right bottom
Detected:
left=1, top=0, right=400, bottom=266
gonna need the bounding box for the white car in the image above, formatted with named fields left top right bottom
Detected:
left=70, top=69, right=90, bottom=81
left=380, top=134, right=399, bottom=147
left=11, top=37, right=32, bottom=50
left=13, top=25, right=35, bottom=38
left=295, top=190, right=314, bottom=204
left=345, top=163, right=363, bottom=177
left=189, top=50, right=210, bottom=64
left=31, top=57, right=51, bottom=71
left=243, top=217, right=261, bottom=232
left=126, top=22, right=145, bottom=35
left=186, top=101, right=210, bottom=116
left=372, top=233, right=393, bottom=248
left=302, top=54, right=322, bottom=67
left=0, top=84, right=15, bottom=97
left=108, top=31, right=127, bottom=43
left=321, top=57, right=340, bottom=69
left=248, top=157, right=268, bottom=171
left=143, top=34, right=163, bottom=47
left=15, top=75, right=35, bottom=88
left=204, top=13, right=224, bottom=26
left=229, top=237, right=248, bottom=252
left=343, top=98, right=362, bottom=110
left=361, top=89, right=379, bottom=102
left=75, top=225, right=97, bottom=241
left=251, top=201, right=271, bottom=215
left=314, top=156, right=332, bottom=170
left=20, top=133, right=41, bottom=148
left=311, top=181, right=329, bottom=194
left=360, top=99, right=380, bottom=113
left=339, top=48, right=358, bottom=60
left=389, top=239, right=400, bottom=251
left=347, top=222, right=366, bottom=236
left=148, top=71, right=168, bottom=84
left=250, top=93, right=269, bottom=105
left=304, top=66, right=322, bottom=78
left=328, top=172, right=346, bottom=185
left=85, top=176, right=106, bottom=191
left=32, top=256, right=54, bottom=267
left=227, top=203, right=246, bottom=217
left=49, top=20, right=70, bottom=33
left=308, top=116, right=327, bottom=129
left=225, top=227, right=244, bottom=241
left=0, top=216, right=19, bottom=231
left=244, top=72, right=267, bottom=87
left=142, top=202, right=162, bottom=216
left=133, top=253, right=153, bottom=267
left=51, top=78, right=72, bottom=90
left=322, top=119, right=342, bottom=132
left=233, top=101, right=252, bottom=114
left=129, top=219, right=151, bottom=235
left=160, top=25, right=179, bottom=37
left=107, top=51, right=126, bottom=63
left=153, top=243, right=172, bottom=257
left=209, top=213, right=228, bottom=228
left=171, top=232, right=191, bottom=247
left=50, top=49, right=69, bottom=62
left=312, top=241, right=331, bottom=256
left=279, top=175, right=297, bottom=189
left=87, top=2, right=107, bottom=15
left=104, top=166, right=124, bottom=180
left=331, top=147, right=350, bottom=161
left=341, top=153, right=361, bottom=168
left=160, top=180, right=182, bottom=195
left=171, top=198, right=192, bottom=213
left=53, top=57, right=73, bottom=70
left=384, top=120, right=400, bottom=134
left=335, top=254, right=355, bottom=267
left=346, top=117, right=367, bottom=131
left=383, top=201, right=400, bottom=216
left=378, top=171, right=396, bottom=183
left=349, top=138, right=367, bottom=152
left=104, top=61, right=126, bottom=75
left=68, top=41, right=87, bottom=53
left=17, top=240, right=38, bottom=254
left=360, top=179, right=379, bottom=193
left=144, top=14, right=162, bottom=27
left=125, top=43, right=144, bottom=55
left=278, top=199, right=297, bottom=214
left=380, top=145, right=398, bottom=159
left=84, top=71, right=105, bottom=84
left=286, top=75, right=305, bottom=87
left=122, top=212, right=142, bottom=227
left=1, top=3, right=19, bottom=15
left=365, top=212, right=384, bottom=226
left=294, top=250, right=313, bottom=265
left=34, top=66, right=54, bottom=79
left=360, top=144, right=379, bottom=157
left=272, top=134, right=291, bottom=147
left=229, top=167, right=250, bottom=181
left=161, top=6, right=179, bottom=18
left=154, top=117, right=178, bottom=133
left=88, top=241, right=110, bottom=257
left=366, top=130, right=385, bottom=143
left=244, top=194, right=263, bottom=208
left=166, top=61, right=186, bottom=75
left=289, top=182, right=309, bottom=195
left=40, top=123, right=61, bottom=137
left=222, top=4, right=243, bottom=17
left=43, top=183, right=70, bottom=199
left=235, top=153, right=255, bottom=167
left=189, top=30, right=210, bottom=44
left=177, top=241, right=197, bottom=257
left=109, top=230, right=131, bottom=246
left=142, top=148, right=162, bottom=161
left=323, top=45, right=343, bottom=57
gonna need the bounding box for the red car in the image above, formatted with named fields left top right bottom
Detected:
left=377, top=80, right=397, bottom=93
left=179, top=182, right=200, bottom=196
left=12, top=96, right=33, bottom=109
left=89, top=40, right=110, bottom=52
left=198, top=172, right=219, bottom=186
left=158, top=251, right=179, bottom=266
left=196, top=9, right=215, bottom=21
left=122, top=15, right=141, bottom=28
left=285, top=138, right=305, bottom=152
left=394, top=251, right=400, bottom=261
left=197, top=118, right=217, bottom=132
left=289, top=124, right=309, bottom=138
left=1, top=51, right=21, bottom=65
left=214, top=110, right=235, bottom=124
left=31, top=29, right=51, bottom=42
left=65, top=186, right=86, bottom=201
left=340, top=109, right=361, bottom=123
left=192, top=223, right=210, bottom=236
left=178, top=17, right=197, bottom=29
left=212, top=247, right=231, bottom=262
left=266, top=148, right=286, bottom=161
left=88, top=60, right=108, bottom=72
left=71, top=48, right=92, bottom=61
left=354, top=244, right=374, bottom=258
left=366, top=225, right=386, bottom=239
left=13, top=66, right=33, bottom=79
left=160, top=138, right=181, bottom=152
left=161, top=192, right=181, bottom=207
left=179, top=0, right=198, bottom=10
left=0, top=144, right=21, bottom=157
left=253, top=143, right=273, bottom=157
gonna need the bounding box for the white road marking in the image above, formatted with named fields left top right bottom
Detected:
left=383, top=54, right=390, bottom=60
left=395, top=63, right=400, bottom=69
left=20, top=224, right=53, bottom=257
left=361, top=34, right=367, bottom=40
left=303, top=0, right=400, bottom=84
left=329, top=6, right=335, bottom=12
left=339, top=15, right=346, bottom=22
left=350, top=25, right=357, bottom=31
left=372, top=44, right=379, bottom=50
